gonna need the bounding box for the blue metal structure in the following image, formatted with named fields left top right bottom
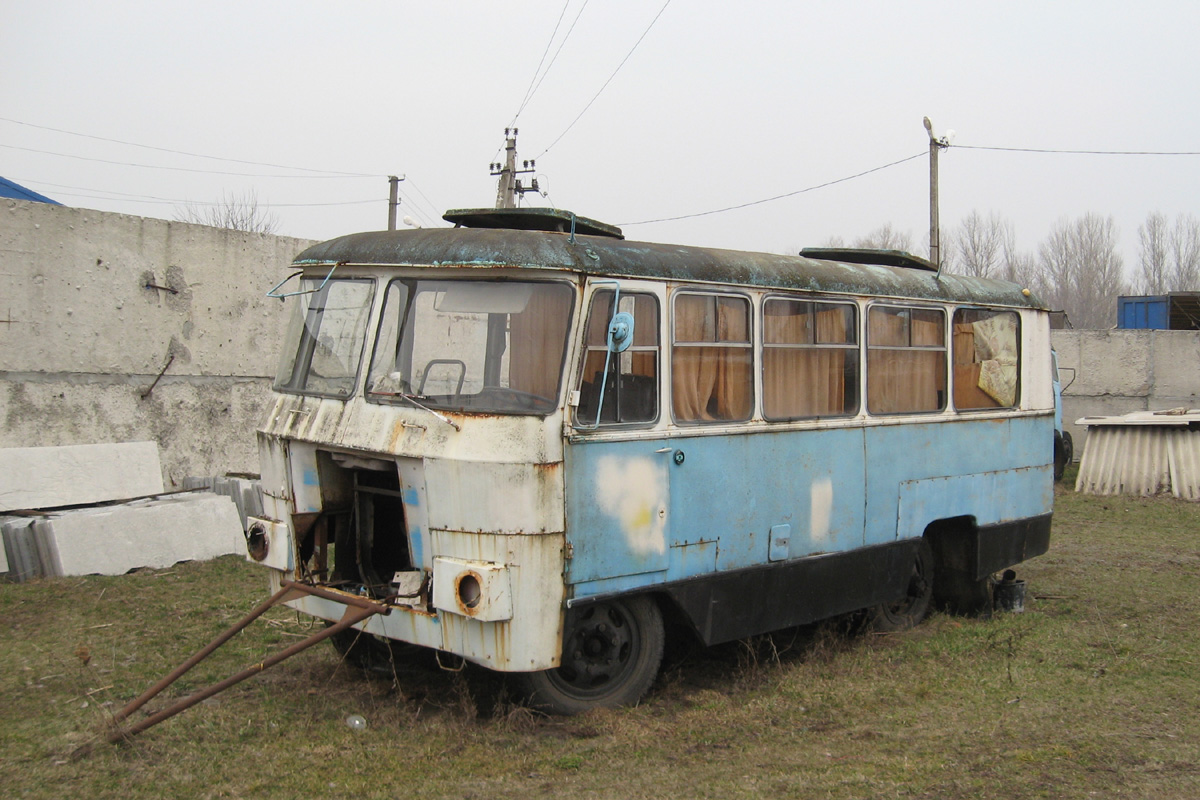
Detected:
left=0, top=176, right=61, bottom=205
left=1117, top=294, right=1200, bottom=330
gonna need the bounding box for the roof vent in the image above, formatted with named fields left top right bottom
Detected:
left=442, top=207, right=623, bottom=239
left=799, top=248, right=936, bottom=272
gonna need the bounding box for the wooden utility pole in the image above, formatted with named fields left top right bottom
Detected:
left=923, top=117, right=948, bottom=270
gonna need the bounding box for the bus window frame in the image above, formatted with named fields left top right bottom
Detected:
left=950, top=306, right=1023, bottom=412
left=865, top=301, right=949, bottom=416
left=669, top=289, right=755, bottom=426
left=572, top=285, right=663, bottom=429
left=273, top=276, right=376, bottom=401
left=760, top=294, right=861, bottom=422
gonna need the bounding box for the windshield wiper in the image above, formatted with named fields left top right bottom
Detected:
left=388, top=392, right=461, bottom=432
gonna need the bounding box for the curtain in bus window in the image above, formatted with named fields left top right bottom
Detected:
left=952, top=311, right=1018, bottom=408
left=867, top=308, right=945, bottom=414
left=672, top=295, right=752, bottom=422
left=763, top=303, right=851, bottom=419
left=508, top=286, right=572, bottom=400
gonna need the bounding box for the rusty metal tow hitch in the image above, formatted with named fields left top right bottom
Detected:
left=72, top=580, right=389, bottom=759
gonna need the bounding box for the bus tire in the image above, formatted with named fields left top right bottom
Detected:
left=518, top=596, right=664, bottom=715
left=868, top=538, right=934, bottom=632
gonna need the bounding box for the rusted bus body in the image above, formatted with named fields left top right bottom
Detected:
left=246, top=208, right=1054, bottom=713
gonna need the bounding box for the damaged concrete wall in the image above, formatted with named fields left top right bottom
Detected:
left=0, top=200, right=317, bottom=485
left=1052, top=329, right=1200, bottom=452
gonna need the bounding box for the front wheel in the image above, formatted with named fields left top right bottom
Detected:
left=517, top=596, right=664, bottom=715
left=868, top=538, right=934, bottom=632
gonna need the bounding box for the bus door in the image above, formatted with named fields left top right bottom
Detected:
left=661, top=292, right=866, bottom=574
left=563, top=281, right=672, bottom=590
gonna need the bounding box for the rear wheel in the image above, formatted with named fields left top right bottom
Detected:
left=518, top=596, right=664, bottom=715
left=869, top=538, right=934, bottom=632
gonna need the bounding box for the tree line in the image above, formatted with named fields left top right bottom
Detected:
left=827, top=211, right=1200, bottom=330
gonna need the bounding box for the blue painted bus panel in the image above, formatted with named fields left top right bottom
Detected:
left=563, top=444, right=671, bottom=584
left=564, top=426, right=867, bottom=589
left=566, top=415, right=1053, bottom=601
left=863, top=415, right=1053, bottom=546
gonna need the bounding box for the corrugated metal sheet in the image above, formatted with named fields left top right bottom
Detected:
left=1075, top=410, right=1200, bottom=499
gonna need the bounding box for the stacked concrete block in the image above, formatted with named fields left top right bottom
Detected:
left=2, top=517, right=42, bottom=581
left=181, top=475, right=263, bottom=530
left=0, top=441, right=164, bottom=512
left=0, top=517, right=12, bottom=573
left=30, top=492, right=246, bottom=578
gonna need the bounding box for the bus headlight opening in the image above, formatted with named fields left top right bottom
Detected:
left=457, top=572, right=482, bottom=610
left=245, top=522, right=269, bottom=562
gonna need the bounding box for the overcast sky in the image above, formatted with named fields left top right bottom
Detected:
left=4, top=1, right=1198, bottom=276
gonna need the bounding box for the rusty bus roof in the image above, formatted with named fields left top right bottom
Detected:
left=293, top=226, right=1046, bottom=309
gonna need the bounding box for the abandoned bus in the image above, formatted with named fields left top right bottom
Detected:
left=245, top=207, right=1053, bottom=714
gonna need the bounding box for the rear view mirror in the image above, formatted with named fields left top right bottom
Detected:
left=607, top=311, right=635, bottom=353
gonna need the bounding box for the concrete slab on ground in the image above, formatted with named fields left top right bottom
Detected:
left=32, top=492, right=245, bottom=577
left=0, top=442, right=165, bottom=512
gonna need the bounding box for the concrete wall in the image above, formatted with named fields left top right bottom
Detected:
left=0, top=200, right=317, bottom=485
left=1052, top=329, right=1200, bottom=453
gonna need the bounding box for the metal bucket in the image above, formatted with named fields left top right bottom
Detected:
left=993, top=570, right=1027, bottom=613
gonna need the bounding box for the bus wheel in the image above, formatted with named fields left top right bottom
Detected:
left=518, top=596, right=664, bottom=715
left=869, top=539, right=934, bottom=632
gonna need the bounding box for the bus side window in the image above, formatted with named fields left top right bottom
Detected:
left=763, top=298, right=858, bottom=420
left=867, top=306, right=946, bottom=414
left=672, top=293, right=753, bottom=423
left=575, top=291, right=659, bottom=425
left=952, top=309, right=1019, bottom=409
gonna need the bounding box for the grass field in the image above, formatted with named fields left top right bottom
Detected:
left=3, top=472, right=1200, bottom=799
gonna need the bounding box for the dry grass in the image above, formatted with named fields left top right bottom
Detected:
left=4, top=472, right=1200, bottom=798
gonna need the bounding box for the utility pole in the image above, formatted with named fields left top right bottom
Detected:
left=387, top=175, right=404, bottom=231
left=923, top=117, right=950, bottom=271
left=490, top=128, right=540, bottom=209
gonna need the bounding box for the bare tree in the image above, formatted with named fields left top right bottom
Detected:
left=1005, top=248, right=1038, bottom=288
left=1137, top=212, right=1171, bottom=294
left=853, top=223, right=914, bottom=253
left=1035, top=213, right=1126, bottom=329
left=1136, top=212, right=1200, bottom=293
left=176, top=190, right=280, bottom=234
left=944, top=210, right=1012, bottom=279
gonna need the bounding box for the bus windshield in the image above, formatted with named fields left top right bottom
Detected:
left=367, top=279, right=574, bottom=415
left=274, top=278, right=375, bottom=398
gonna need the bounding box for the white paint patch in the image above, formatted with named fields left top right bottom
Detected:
left=810, top=477, right=833, bottom=544
left=594, top=456, right=667, bottom=557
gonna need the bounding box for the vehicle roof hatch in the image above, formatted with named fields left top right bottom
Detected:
left=442, top=207, right=624, bottom=239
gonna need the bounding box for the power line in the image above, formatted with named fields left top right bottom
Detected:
left=620, top=152, right=926, bottom=227
left=514, top=0, right=591, bottom=124
left=1, top=143, right=378, bottom=178
left=511, top=0, right=573, bottom=125
left=0, top=115, right=376, bottom=176
left=537, top=0, right=671, bottom=158
left=12, top=178, right=380, bottom=208
left=398, top=177, right=444, bottom=225
left=952, top=144, right=1200, bottom=156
